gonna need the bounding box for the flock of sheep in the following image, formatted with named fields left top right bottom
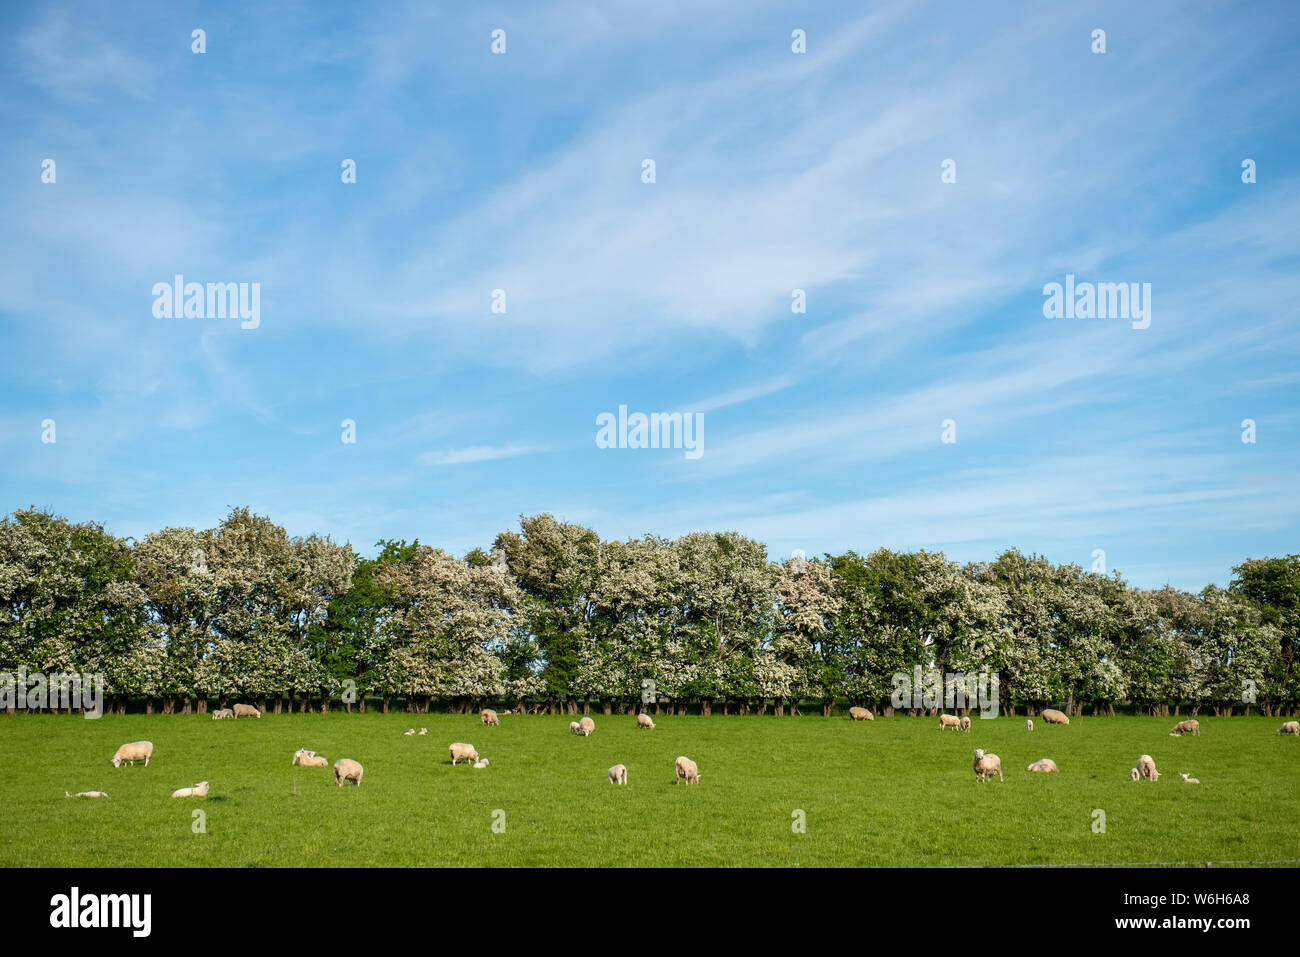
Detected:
left=63, top=705, right=1300, bottom=801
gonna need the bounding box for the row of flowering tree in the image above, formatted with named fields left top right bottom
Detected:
left=1, top=507, right=1296, bottom=715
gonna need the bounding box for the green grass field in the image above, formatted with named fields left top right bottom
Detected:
left=1, top=712, right=1297, bottom=867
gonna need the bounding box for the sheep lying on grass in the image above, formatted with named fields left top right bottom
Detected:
left=333, top=759, right=363, bottom=787
left=848, top=706, right=873, bottom=720
left=609, top=764, right=628, bottom=785
left=939, top=714, right=961, bottom=730
left=972, top=749, right=1002, bottom=782
left=481, top=709, right=500, bottom=726
left=579, top=716, right=595, bottom=736
left=66, top=791, right=108, bottom=798
left=1137, top=754, right=1159, bottom=781
left=111, top=741, right=153, bottom=767
left=472, top=758, right=490, bottom=769
left=1040, top=709, right=1069, bottom=725
left=1026, top=758, right=1059, bottom=773
left=211, top=708, right=233, bottom=720
left=232, top=703, right=260, bottom=718
left=674, top=756, right=700, bottom=785
left=171, top=781, right=209, bottom=798
left=1179, top=773, right=1200, bottom=783
left=1170, top=719, right=1200, bottom=736
left=1026, top=719, right=1033, bottom=731
left=293, top=749, right=328, bottom=767
left=404, top=728, right=415, bottom=736
left=1276, top=721, right=1299, bottom=736
left=637, top=714, right=655, bottom=729
left=418, top=728, right=428, bottom=735
left=449, top=743, right=480, bottom=765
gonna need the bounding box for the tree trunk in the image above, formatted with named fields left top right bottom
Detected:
left=822, top=700, right=833, bottom=717
left=701, top=698, right=712, bottom=717
left=582, top=701, right=590, bottom=715
left=145, top=698, right=154, bottom=715
left=197, top=698, right=208, bottom=714
left=723, top=701, right=730, bottom=716
left=774, top=703, right=785, bottom=717
left=381, top=695, right=390, bottom=714
left=182, top=697, right=192, bottom=715
left=602, top=700, right=612, bottom=716
left=321, top=696, right=330, bottom=713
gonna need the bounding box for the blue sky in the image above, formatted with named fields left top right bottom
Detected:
left=2, top=0, right=1298, bottom=591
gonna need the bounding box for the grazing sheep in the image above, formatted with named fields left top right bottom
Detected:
left=579, top=716, right=595, bottom=736
left=848, top=706, right=874, bottom=721
left=404, top=728, right=415, bottom=736
left=449, top=742, right=480, bottom=765
left=972, top=748, right=1003, bottom=782
left=481, top=709, right=500, bottom=726
left=569, top=721, right=581, bottom=734
left=1026, top=758, right=1059, bottom=773
left=66, top=791, right=108, bottom=798
left=674, top=756, right=700, bottom=785
left=1137, top=754, right=1159, bottom=781
left=111, top=741, right=153, bottom=768
left=170, top=781, right=210, bottom=798
left=1170, top=719, right=1200, bottom=736
left=211, top=708, right=234, bottom=720
left=1040, top=709, right=1070, bottom=725
left=1179, top=773, right=1200, bottom=784
left=1276, top=721, right=1299, bottom=736
left=608, top=764, right=628, bottom=785
left=1026, top=719, right=1033, bottom=731
left=472, top=758, right=490, bottom=769
left=232, top=703, right=261, bottom=719
left=333, top=758, right=363, bottom=787
left=959, top=715, right=971, bottom=733
left=1130, top=767, right=1140, bottom=781
left=636, top=713, right=655, bottom=729
left=418, top=728, right=428, bottom=735
left=939, top=713, right=961, bottom=731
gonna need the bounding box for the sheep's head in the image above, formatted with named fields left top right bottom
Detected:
left=973, top=749, right=985, bottom=760
left=112, top=757, right=121, bottom=767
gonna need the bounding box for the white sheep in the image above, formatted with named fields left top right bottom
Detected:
left=848, top=706, right=873, bottom=721
left=1170, top=719, right=1200, bottom=736
left=472, top=758, right=490, bottom=769
left=569, top=721, right=581, bottom=734
left=1130, top=767, right=1140, bottom=781
left=674, top=756, right=700, bottom=785
left=1026, top=758, right=1059, bottom=773
left=418, top=728, right=428, bottom=735
left=1276, top=721, right=1299, bottom=736
left=1040, top=709, right=1070, bottom=725
left=66, top=791, right=108, bottom=798
left=1026, top=719, right=1033, bottom=731
left=959, top=715, right=971, bottom=733
left=111, top=741, right=154, bottom=768
left=939, top=713, right=961, bottom=731
left=404, top=728, right=415, bottom=736
left=232, top=703, right=261, bottom=718
left=972, top=748, right=1003, bottom=782
left=481, top=709, right=500, bottom=726
left=1179, top=772, right=1200, bottom=783
left=449, top=742, right=479, bottom=765
left=333, top=758, right=364, bottom=787
left=1137, top=754, right=1159, bottom=781
left=636, top=713, right=655, bottom=729
left=609, top=764, right=628, bottom=785
left=211, top=708, right=233, bottom=720
left=293, top=749, right=328, bottom=767
left=171, top=781, right=210, bottom=798
left=579, top=716, right=595, bottom=736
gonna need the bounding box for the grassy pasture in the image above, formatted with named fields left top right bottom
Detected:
left=0, top=713, right=1296, bottom=867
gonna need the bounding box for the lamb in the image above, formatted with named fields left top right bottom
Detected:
left=1130, top=767, right=1140, bottom=781
left=1170, top=719, right=1200, bottom=736
left=481, top=709, right=500, bottom=726
left=333, top=758, right=363, bottom=787
left=636, top=713, right=655, bottom=729
left=1276, top=721, right=1299, bottom=736
left=674, top=756, right=700, bottom=785
left=1040, top=708, right=1070, bottom=725
left=66, top=791, right=108, bottom=798
left=232, top=703, right=261, bottom=718
left=292, top=748, right=313, bottom=765
left=472, top=758, right=490, bottom=769
left=1179, top=773, right=1200, bottom=783
left=1026, top=719, right=1033, bottom=731
left=569, top=721, right=581, bottom=734
left=111, top=741, right=154, bottom=767
left=939, top=713, right=961, bottom=731
left=403, top=728, right=414, bottom=735
left=293, top=749, right=328, bottom=767
left=609, top=764, right=628, bottom=785
left=1026, top=758, right=1059, bottom=773
left=579, top=716, right=595, bottom=736
left=211, top=708, right=234, bottom=720
left=171, top=781, right=210, bottom=798
left=848, top=706, right=874, bottom=721
left=449, top=742, right=480, bottom=765
left=1137, top=754, right=1159, bottom=781
left=418, top=728, right=428, bottom=735
left=959, top=715, right=971, bottom=733
left=972, top=748, right=1003, bottom=782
